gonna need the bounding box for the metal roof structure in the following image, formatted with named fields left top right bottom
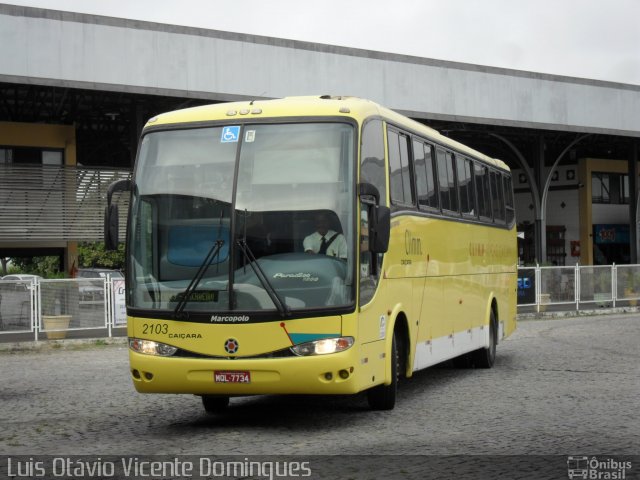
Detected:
left=1, top=3, right=638, bottom=139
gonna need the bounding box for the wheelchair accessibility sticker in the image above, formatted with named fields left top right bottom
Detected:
left=221, top=126, right=240, bottom=143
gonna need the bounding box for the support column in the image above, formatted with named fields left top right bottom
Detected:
left=540, top=133, right=591, bottom=265
left=535, top=136, right=545, bottom=263
left=632, top=140, right=639, bottom=263
left=64, top=242, right=78, bottom=278
left=488, top=133, right=541, bottom=264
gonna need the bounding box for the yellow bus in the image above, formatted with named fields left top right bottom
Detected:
left=105, top=96, right=517, bottom=412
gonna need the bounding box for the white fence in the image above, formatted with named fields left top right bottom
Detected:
left=517, top=264, right=640, bottom=312
left=0, top=276, right=126, bottom=341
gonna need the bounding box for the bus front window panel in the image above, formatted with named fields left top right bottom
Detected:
left=233, top=122, right=356, bottom=311
left=129, top=127, right=238, bottom=311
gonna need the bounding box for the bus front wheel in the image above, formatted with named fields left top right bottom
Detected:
left=201, top=395, right=230, bottom=414
left=367, top=333, right=398, bottom=410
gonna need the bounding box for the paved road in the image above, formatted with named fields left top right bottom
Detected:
left=1, top=314, right=638, bottom=477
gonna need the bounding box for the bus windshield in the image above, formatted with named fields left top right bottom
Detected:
left=128, top=122, right=356, bottom=318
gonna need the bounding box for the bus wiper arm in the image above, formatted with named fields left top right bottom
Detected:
left=236, top=239, right=290, bottom=317
left=173, top=239, right=224, bottom=320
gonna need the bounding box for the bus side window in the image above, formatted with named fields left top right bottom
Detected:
left=361, top=119, right=386, bottom=206
left=359, top=206, right=376, bottom=305
left=457, top=156, right=476, bottom=217
left=475, top=162, right=492, bottom=221
left=388, top=129, right=414, bottom=206
left=360, top=119, right=386, bottom=306
left=503, top=174, right=515, bottom=225
left=490, top=170, right=506, bottom=223
left=414, top=140, right=438, bottom=211
left=436, top=148, right=458, bottom=214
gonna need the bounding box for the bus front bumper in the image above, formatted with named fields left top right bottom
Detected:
left=129, top=349, right=363, bottom=396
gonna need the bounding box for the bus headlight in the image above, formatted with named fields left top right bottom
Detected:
left=129, top=338, right=178, bottom=357
left=290, top=337, right=354, bottom=356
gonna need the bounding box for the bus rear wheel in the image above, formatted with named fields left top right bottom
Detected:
left=473, top=310, right=497, bottom=369
left=201, top=395, right=230, bottom=414
left=367, top=333, right=398, bottom=410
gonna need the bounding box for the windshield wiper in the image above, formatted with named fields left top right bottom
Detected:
left=173, top=239, right=224, bottom=320
left=173, top=212, right=226, bottom=320
left=236, top=239, right=290, bottom=317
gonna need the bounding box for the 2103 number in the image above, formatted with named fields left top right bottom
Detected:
left=142, top=323, right=168, bottom=335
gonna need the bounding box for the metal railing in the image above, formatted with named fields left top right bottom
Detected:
left=517, top=263, right=640, bottom=312
left=0, top=276, right=126, bottom=341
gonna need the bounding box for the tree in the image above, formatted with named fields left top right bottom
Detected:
left=77, top=242, right=125, bottom=270
left=9, top=255, right=64, bottom=278
left=7, top=242, right=124, bottom=278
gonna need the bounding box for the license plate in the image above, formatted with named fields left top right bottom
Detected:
left=214, top=370, right=251, bottom=383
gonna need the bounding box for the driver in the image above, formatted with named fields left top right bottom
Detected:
left=303, top=212, right=347, bottom=259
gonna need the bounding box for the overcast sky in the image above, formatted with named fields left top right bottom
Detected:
left=6, top=0, right=640, bottom=85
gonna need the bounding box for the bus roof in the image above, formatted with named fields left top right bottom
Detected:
left=147, top=95, right=509, bottom=171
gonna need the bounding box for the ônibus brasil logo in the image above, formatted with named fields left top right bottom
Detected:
left=567, top=456, right=632, bottom=479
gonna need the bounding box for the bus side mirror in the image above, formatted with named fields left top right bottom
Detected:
left=370, top=205, right=390, bottom=253
left=104, top=179, right=132, bottom=251
left=358, top=182, right=380, bottom=204
left=104, top=204, right=119, bottom=251
left=359, top=182, right=390, bottom=253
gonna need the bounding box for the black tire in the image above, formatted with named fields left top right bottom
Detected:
left=473, top=310, right=497, bottom=369
left=201, top=395, right=230, bottom=414
left=367, top=333, right=398, bottom=410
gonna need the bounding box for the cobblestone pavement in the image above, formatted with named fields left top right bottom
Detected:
left=0, top=315, right=638, bottom=465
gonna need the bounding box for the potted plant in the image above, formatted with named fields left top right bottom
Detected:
left=41, top=283, right=72, bottom=339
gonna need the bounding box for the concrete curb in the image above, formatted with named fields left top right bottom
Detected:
left=0, top=336, right=127, bottom=353
left=517, top=305, right=640, bottom=320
